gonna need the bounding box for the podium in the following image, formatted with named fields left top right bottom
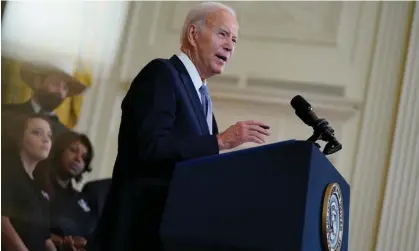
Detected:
left=160, top=140, right=350, bottom=251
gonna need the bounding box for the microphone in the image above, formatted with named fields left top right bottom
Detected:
left=290, top=95, right=342, bottom=155
left=290, top=95, right=321, bottom=127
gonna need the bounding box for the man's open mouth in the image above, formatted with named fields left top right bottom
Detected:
left=216, top=55, right=227, bottom=62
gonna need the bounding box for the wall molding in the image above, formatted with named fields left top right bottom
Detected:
left=209, top=84, right=360, bottom=121
left=73, top=4, right=416, bottom=250
left=375, top=3, right=419, bottom=251
left=348, top=2, right=414, bottom=251
left=121, top=74, right=361, bottom=120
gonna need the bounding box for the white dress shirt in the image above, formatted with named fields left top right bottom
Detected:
left=176, top=52, right=213, bottom=134
left=30, top=99, right=55, bottom=116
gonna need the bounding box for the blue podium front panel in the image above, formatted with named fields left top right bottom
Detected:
left=302, top=147, right=350, bottom=251
left=160, top=140, right=350, bottom=251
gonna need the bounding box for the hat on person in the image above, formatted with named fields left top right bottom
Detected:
left=20, top=62, right=87, bottom=97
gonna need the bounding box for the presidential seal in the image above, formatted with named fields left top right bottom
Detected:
left=322, top=183, right=344, bottom=251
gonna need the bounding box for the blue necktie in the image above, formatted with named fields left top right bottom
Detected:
left=199, top=84, right=213, bottom=133
left=199, top=85, right=210, bottom=117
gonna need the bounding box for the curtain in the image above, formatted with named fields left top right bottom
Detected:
left=1, top=57, right=33, bottom=104
left=56, top=68, right=92, bottom=128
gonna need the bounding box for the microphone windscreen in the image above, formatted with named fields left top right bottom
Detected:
left=290, top=95, right=312, bottom=111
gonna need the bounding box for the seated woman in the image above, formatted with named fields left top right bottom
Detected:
left=36, top=131, right=98, bottom=250
left=1, top=113, right=57, bottom=251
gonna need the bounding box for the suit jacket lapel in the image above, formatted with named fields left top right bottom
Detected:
left=22, top=100, right=61, bottom=123
left=169, top=56, right=210, bottom=135
left=21, top=100, right=36, bottom=114
left=212, top=114, right=219, bottom=135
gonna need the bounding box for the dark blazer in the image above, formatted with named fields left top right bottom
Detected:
left=1, top=150, right=51, bottom=251
left=86, top=55, right=220, bottom=251
left=82, top=178, right=113, bottom=217
left=2, top=100, right=70, bottom=136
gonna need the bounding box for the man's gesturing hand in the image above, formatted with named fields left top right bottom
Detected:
left=216, top=120, right=270, bottom=151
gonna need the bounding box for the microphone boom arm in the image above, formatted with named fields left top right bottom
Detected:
left=290, top=95, right=343, bottom=155
left=306, top=118, right=342, bottom=155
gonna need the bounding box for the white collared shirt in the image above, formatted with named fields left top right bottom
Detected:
left=176, top=52, right=213, bottom=134
left=30, top=99, right=55, bottom=116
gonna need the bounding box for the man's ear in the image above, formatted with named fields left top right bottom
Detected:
left=187, top=24, right=199, bottom=47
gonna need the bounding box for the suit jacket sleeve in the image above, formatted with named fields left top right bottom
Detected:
left=121, top=59, right=219, bottom=165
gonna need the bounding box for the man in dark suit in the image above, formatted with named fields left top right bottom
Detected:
left=87, top=2, right=270, bottom=251
left=2, top=62, right=86, bottom=136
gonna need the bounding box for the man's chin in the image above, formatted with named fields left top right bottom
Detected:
left=211, top=66, right=225, bottom=75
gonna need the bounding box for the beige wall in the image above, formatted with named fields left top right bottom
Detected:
left=77, top=2, right=417, bottom=250
left=2, top=1, right=418, bottom=250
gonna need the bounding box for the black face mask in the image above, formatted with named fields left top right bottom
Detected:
left=35, top=90, right=64, bottom=112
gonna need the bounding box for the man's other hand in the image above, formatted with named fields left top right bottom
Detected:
left=216, top=120, right=270, bottom=150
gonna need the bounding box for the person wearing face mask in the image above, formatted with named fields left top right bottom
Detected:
left=35, top=131, right=97, bottom=251
left=1, top=113, right=57, bottom=251
left=2, top=62, right=86, bottom=136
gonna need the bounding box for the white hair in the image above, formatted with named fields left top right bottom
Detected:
left=180, top=1, right=236, bottom=44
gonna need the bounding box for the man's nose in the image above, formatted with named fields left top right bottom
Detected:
left=54, top=81, right=69, bottom=97
left=223, top=41, right=234, bottom=52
